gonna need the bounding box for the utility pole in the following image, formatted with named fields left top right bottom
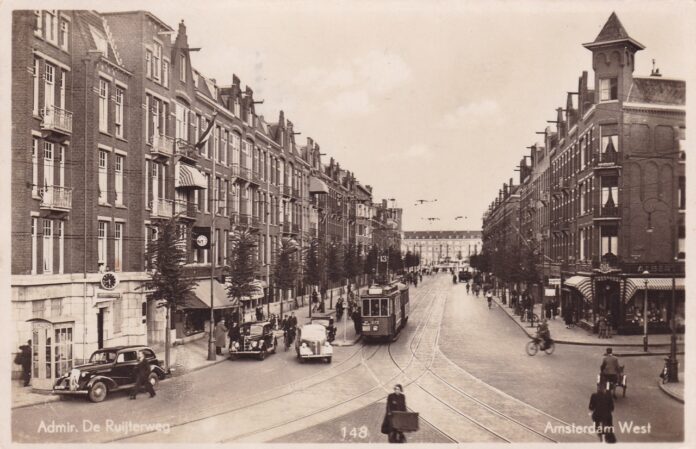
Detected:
left=207, top=114, right=218, bottom=362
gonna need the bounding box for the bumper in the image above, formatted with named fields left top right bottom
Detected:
left=229, top=350, right=262, bottom=355
left=298, top=353, right=331, bottom=359
left=52, top=388, right=88, bottom=395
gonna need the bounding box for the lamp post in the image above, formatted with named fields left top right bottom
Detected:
left=667, top=267, right=679, bottom=382
left=642, top=271, right=649, bottom=352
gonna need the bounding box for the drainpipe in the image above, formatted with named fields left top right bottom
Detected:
left=82, top=57, right=90, bottom=363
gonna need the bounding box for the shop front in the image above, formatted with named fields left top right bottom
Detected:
left=620, top=277, right=685, bottom=335
left=561, top=275, right=594, bottom=328
left=26, top=317, right=75, bottom=391
left=174, top=279, right=238, bottom=339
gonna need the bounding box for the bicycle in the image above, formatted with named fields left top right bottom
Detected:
left=526, top=337, right=555, bottom=356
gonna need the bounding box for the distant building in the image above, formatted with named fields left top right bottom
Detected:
left=402, top=230, right=482, bottom=267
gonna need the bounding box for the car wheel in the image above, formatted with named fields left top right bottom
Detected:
left=88, top=381, right=108, bottom=403
left=148, top=372, right=159, bottom=388
left=326, top=357, right=332, bottom=363
left=258, top=349, right=266, bottom=361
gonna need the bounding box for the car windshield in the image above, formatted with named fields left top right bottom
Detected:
left=89, top=350, right=117, bottom=364
left=248, top=324, right=265, bottom=336
left=301, top=325, right=327, bottom=341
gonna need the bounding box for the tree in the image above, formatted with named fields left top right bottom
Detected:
left=343, top=243, right=360, bottom=286
left=364, top=245, right=378, bottom=278
left=388, top=247, right=403, bottom=274
left=225, top=228, right=260, bottom=322
left=304, top=238, right=322, bottom=289
left=140, top=217, right=198, bottom=372
left=274, top=238, right=299, bottom=308
left=326, top=243, right=344, bottom=287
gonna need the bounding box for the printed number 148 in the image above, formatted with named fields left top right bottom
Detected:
left=341, top=425, right=368, bottom=439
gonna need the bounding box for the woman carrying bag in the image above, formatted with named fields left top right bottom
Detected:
left=381, top=384, right=407, bottom=443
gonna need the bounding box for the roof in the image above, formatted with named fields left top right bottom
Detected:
left=627, top=77, right=686, bottom=105
left=583, top=12, right=645, bottom=50
left=402, top=230, right=482, bottom=240
left=94, top=345, right=150, bottom=352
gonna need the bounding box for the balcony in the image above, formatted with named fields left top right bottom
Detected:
left=174, top=200, right=197, bottom=219
left=231, top=164, right=240, bottom=178
left=251, top=170, right=262, bottom=184
left=175, top=139, right=199, bottom=163
left=41, top=106, right=73, bottom=136
left=151, top=134, right=175, bottom=158
left=282, top=222, right=293, bottom=234
left=238, top=213, right=251, bottom=226
left=282, top=185, right=292, bottom=197
left=39, top=186, right=72, bottom=211
left=593, top=205, right=621, bottom=219
left=238, top=166, right=251, bottom=181
left=150, top=198, right=174, bottom=218
left=594, top=151, right=621, bottom=170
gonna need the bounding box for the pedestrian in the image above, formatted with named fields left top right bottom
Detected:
left=15, top=340, right=32, bottom=387
left=352, top=309, right=362, bottom=335
left=289, top=312, right=298, bottom=329
left=129, top=350, right=156, bottom=399
left=227, top=321, right=240, bottom=351
left=564, top=307, right=574, bottom=328
left=311, top=289, right=319, bottom=312
left=598, top=315, right=608, bottom=339
left=381, top=384, right=407, bottom=443
left=213, top=319, right=228, bottom=355
left=588, top=382, right=615, bottom=443
left=606, top=311, right=614, bottom=338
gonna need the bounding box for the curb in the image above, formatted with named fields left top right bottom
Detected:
left=491, top=296, right=677, bottom=348
left=657, top=380, right=685, bottom=404
left=12, top=391, right=61, bottom=410
left=332, top=335, right=362, bottom=347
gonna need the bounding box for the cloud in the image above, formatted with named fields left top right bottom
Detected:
left=379, top=143, right=432, bottom=162
left=293, top=50, right=412, bottom=116
left=440, top=100, right=500, bottom=129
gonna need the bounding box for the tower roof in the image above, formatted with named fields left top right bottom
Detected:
left=583, top=12, right=645, bottom=51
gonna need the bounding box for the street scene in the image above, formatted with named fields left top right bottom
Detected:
left=6, top=1, right=691, bottom=447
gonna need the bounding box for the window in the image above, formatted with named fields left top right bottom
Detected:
left=33, top=59, right=40, bottom=115
left=179, top=54, right=186, bottom=82
left=57, top=220, right=64, bottom=274
left=98, top=79, right=108, bottom=132
left=59, top=19, right=69, bottom=51
left=214, top=127, right=220, bottom=161
left=43, top=219, right=53, bottom=273
left=115, top=155, right=124, bottom=206
left=44, top=64, right=55, bottom=112
left=114, top=87, right=124, bottom=138
left=599, top=78, right=618, bottom=101
left=153, top=42, right=162, bottom=81
left=98, top=221, right=108, bottom=269
left=233, top=98, right=240, bottom=117
left=221, top=130, right=228, bottom=164
left=146, top=51, right=152, bottom=78
left=58, top=70, right=66, bottom=109
left=600, top=177, right=618, bottom=208
left=221, top=180, right=228, bottom=216
left=43, top=142, right=54, bottom=188
left=58, top=146, right=65, bottom=187
left=601, top=134, right=617, bottom=154
left=678, top=176, right=686, bottom=210
left=678, top=225, right=685, bottom=259
left=203, top=173, right=210, bottom=213
left=34, top=10, right=42, bottom=37
left=175, top=103, right=189, bottom=143
left=31, top=217, right=38, bottom=275
left=114, top=223, right=123, bottom=272
left=162, top=59, right=169, bottom=88
left=98, top=150, right=108, bottom=204
left=231, top=133, right=241, bottom=165
left=31, top=137, right=39, bottom=196
left=45, top=11, right=57, bottom=45
left=600, top=226, right=618, bottom=257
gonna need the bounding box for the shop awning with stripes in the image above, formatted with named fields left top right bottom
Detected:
left=309, top=176, right=329, bottom=194
left=181, top=280, right=238, bottom=310
left=624, top=277, right=684, bottom=303
left=563, top=275, right=593, bottom=303
left=175, top=163, right=207, bottom=189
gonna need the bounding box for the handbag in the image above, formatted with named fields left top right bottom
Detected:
left=380, top=414, right=391, bottom=435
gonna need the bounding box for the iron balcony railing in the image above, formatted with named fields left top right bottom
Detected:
left=150, top=198, right=174, bottom=218
left=151, top=134, right=175, bottom=157
left=594, top=205, right=620, bottom=218
left=175, top=139, right=199, bottom=162
left=40, top=186, right=72, bottom=211
left=41, top=106, right=73, bottom=135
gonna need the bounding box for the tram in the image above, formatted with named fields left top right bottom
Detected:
left=360, top=282, right=410, bottom=341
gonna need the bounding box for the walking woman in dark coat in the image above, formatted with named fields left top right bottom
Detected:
left=382, top=384, right=407, bottom=443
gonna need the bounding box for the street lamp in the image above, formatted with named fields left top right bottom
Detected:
left=642, top=271, right=649, bottom=352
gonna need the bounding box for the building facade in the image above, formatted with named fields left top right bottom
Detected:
left=402, top=231, right=482, bottom=268
left=481, top=13, right=685, bottom=335
left=11, top=9, right=391, bottom=387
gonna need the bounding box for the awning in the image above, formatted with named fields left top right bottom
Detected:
left=309, top=176, right=329, bottom=194
left=624, top=277, right=685, bottom=303
left=563, top=275, right=593, bottom=303
left=183, top=280, right=238, bottom=310
left=226, top=279, right=265, bottom=302
left=176, top=163, right=207, bottom=189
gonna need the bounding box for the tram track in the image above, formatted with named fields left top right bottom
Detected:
left=112, top=280, right=439, bottom=443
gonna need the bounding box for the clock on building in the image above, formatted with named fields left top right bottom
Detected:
left=196, top=234, right=209, bottom=248
left=100, top=272, right=119, bottom=290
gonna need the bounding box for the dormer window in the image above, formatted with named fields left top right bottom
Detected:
left=599, top=78, right=618, bottom=101
left=179, top=54, right=186, bottom=82
left=233, top=98, right=240, bottom=117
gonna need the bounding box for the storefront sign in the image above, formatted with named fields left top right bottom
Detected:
left=620, top=261, right=685, bottom=275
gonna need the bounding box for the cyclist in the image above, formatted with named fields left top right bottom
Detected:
left=537, top=319, right=551, bottom=350
left=600, top=347, right=622, bottom=396
left=465, top=283, right=470, bottom=294
left=485, top=290, right=493, bottom=308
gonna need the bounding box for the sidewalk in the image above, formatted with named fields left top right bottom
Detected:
left=491, top=294, right=684, bottom=348
left=658, top=374, right=685, bottom=403
left=12, top=292, right=362, bottom=409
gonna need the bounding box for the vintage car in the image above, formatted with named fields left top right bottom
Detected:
left=309, top=315, right=336, bottom=342
left=52, top=345, right=165, bottom=403
left=229, top=321, right=277, bottom=360
left=296, top=324, right=333, bottom=363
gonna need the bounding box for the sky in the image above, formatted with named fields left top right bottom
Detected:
left=5, top=0, right=694, bottom=233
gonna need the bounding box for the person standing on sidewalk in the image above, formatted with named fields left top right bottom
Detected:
left=214, top=319, right=228, bottom=355
left=227, top=322, right=240, bottom=352
left=381, top=384, right=408, bottom=443
left=15, top=340, right=32, bottom=387
left=130, top=351, right=156, bottom=399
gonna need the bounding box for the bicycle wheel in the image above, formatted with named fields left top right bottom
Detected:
left=526, top=341, right=538, bottom=356
left=544, top=341, right=555, bottom=355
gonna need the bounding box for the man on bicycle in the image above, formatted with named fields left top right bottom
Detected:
left=537, top=319, right=551, bottom=350
left=485, top=290, right=493, bottom=308
left=600, top=347, right=621, bottom=393
left=466, top=283, right=470, bottom=294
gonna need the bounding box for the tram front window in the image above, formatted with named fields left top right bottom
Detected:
left=362, top=299, right=370, bottom=316
left=380, top=299, right=388, bottom=315
left=371, top=299, right=381, bottom=316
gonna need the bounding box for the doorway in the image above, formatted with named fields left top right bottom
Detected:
left=97, top=309, right=104, bottom=349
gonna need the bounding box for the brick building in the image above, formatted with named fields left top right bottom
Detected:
left=481, top=13, right=685, bottom=334
left=11, top=9, right=387, bottom=387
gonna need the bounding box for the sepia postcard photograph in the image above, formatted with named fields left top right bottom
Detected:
left=1, top=0, right=694, bottom=447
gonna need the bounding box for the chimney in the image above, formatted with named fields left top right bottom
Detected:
left=232, top=74, right=240, bottom=88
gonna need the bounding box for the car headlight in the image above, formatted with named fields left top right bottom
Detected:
left=234, top=342, right=240, bottom=348
left=324, top=341, right=331, bottom=346
left=252, top=341, right=258, bottom=348
left=301, top=342, right=307, bottom=348
left=81, top=372, right=88, bottom=377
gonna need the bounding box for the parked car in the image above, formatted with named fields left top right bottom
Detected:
left=296, top=324, right=333, bottom=363
left=229, top=321, right=277, bottom=360
left=52, top=346, right=166, bottom=403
